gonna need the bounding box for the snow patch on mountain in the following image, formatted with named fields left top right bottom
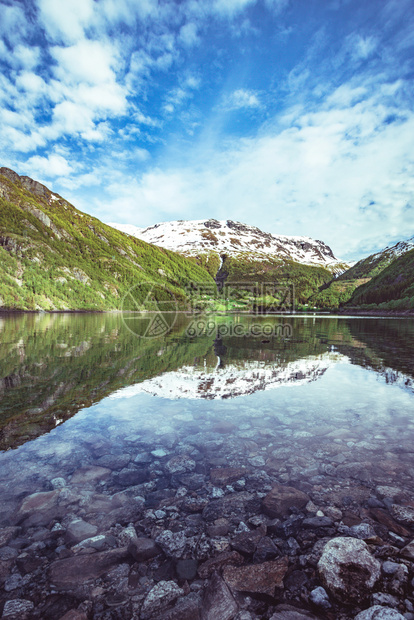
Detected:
left=108, top=219, right=347, bottom=272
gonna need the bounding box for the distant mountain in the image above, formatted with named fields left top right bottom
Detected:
left=0, top=168, right=213, bottom=311
left=110, top=219, right=348, bottom=305
left=309, top=235, right=414, bottom=310
left=110, top=219, right=347, bottom=272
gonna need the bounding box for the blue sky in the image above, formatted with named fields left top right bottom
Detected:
left=0, top=0, right=413, bottom=261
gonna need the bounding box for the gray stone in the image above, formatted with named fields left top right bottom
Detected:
left=155, top=530, right=187, bottom=559
left=309, top=586, right=331, bottom=609
left=270, top=604, right=318, bottom=619
left=349, top=523, right=376, bottom=539
left=371, top=593, right=399, bottom=607
left=382, top=561, right=401, bottom=576
left=354, top=605, right=405, bottom=619
left=318, top=537, right=381, bottom=604
left=4, top=574, right=23, bottom=592
left=2, top=599, right=34, bottom=619
left=141, top=580, right=184, bottom=619
left=390, top=505, right=414, bottom=527
left=65, top=519, right=98, bottom=545
left=165, top=455, right=196, bottom=474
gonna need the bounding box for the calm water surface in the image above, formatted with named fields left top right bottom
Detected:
left=1, top=313, right=414, bottom=508
left=1, top=312, right=414, bottom=617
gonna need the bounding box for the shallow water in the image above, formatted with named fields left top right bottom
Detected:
left=1, top=312, right=414, bottom=618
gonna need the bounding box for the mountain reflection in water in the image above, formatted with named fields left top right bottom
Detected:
left=0, top=312, right=413, bottom=450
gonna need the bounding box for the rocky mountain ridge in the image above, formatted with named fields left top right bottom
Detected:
left=109, top=219, right=348, bottom=274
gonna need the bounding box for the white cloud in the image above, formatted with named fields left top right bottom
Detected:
left=179, top=22, right=199, bottom=47
left=51, top=40, right=118, bottom=85
left=0, top=4, right=27, bottom=45
left=25, top=153, right=74, bottom=177
left=37, top=0, right=95, bottom=43
left=97, top=81, right=414, bottom=261
left=222, top=88, right=261, bottom=110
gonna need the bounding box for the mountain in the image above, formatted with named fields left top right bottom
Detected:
left=110, top=219, right=348, bottom=305
left=111, top=219, right=346, bottom=272
left=0, top=168, right=214, bottom=311
left=346, top=247, right=414, bottom=311
left=308, top=235, right=414, bottom=310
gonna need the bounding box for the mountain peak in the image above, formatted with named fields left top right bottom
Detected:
left=109, top=218, right=346, bottom=272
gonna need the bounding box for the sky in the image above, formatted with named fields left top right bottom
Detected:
left=0, top=0, right=414, bottom=262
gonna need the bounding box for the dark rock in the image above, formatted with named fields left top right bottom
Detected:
left=114, top=466, right=149, bottom=486
left=156, top=592, right=201, bottom=620
left=49, top=547, right=129, bottom=587
left=95, top=453, right=131, bottom=470
left=210, top=468, right=247, bottom=486
left=318, top=537, right=381, bottom=604
left=16, top=552, right=45, bottom=574
left=223, top=557, right=289, bottom=597
left=302, top=516, right=333, bottom=529
left=369, top=508, right=412, bottom=538
left=70, top=466, right=111, bottom=485
left=262, top=485, right=309, bottom=518
left=231, top=529, right=262, bottom=556
left=178, top=473, right=205, bottom=490
left=176, top=559, right=198, bottom=580
left=201, top=572, right=238, bottom=620
left=0, top=527, right=19, bottom=548
left=198, top=551, right=244, bottom=579
left=128, top=537, right=161, bottom=562
left=202, top=492, right=260, bottom=522
left=207, top=518, right=230, bottom=537
left=253, top=536, right=280, bottom=562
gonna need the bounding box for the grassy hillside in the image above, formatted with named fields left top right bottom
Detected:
left=0, top=167, right=214, bottom=311
left=346, top=248, right=414, bottom=311
left=307, top=244, right=408, bottom=310
left=216, top=254, right=333, bottom=307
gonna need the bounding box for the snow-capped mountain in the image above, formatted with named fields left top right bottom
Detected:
left=109, top=352, right=347, bottom=400
left=369, top=235, right=414, bottom=263
left=108, top=219, right=347, bottom=272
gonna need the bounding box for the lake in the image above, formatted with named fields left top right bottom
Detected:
left=0, top=312, right=414, bottom=619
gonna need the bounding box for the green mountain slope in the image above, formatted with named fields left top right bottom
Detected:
left=0, top=167, right=214, bottom=311
left=217, top=255, right=334, bottom=307
left=346, top=248, right=414, bottom=311
left=308, top=237, right=414, bottom=310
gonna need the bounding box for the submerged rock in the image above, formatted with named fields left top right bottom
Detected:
left=317, top=537, right=381, bottom=603
left=140, top=580, right=184, bottom=619
left=262, top=484, right=309, bottom=518
left=201, top=572, right=238, bottom=620
left=354, top=606, right=406, bottom=619
left=223, top=557, right=289, bottom=597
